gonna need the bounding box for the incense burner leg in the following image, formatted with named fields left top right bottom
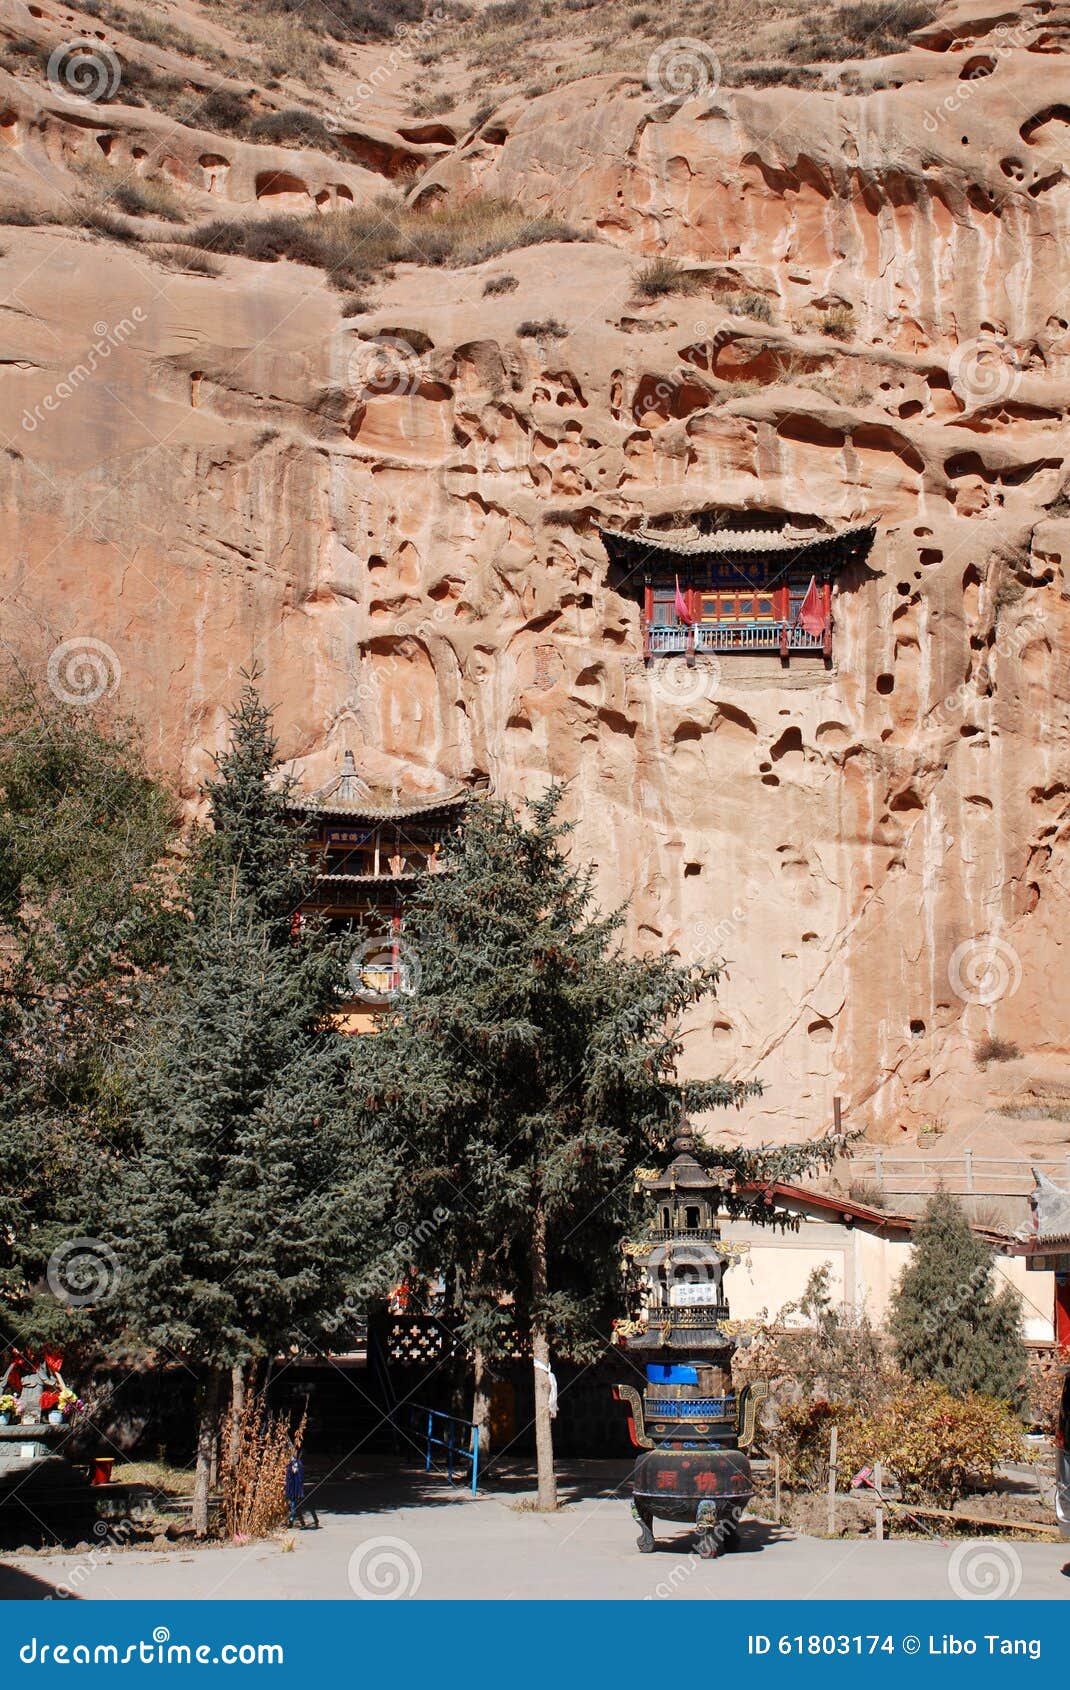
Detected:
left=633, top=1500, right=656, bottom=1553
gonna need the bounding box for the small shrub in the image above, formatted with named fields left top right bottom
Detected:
left=850, top=1381, right=1022, bottom=1507
left=110, top=176, right=186, bottom=222
left=195, top=88, right=250, bottom=135
left=517, top=317, right=567, bottom=338
left=484, top=273, right=518, bottom=294
left=78, top=207, right=141, bottom=243
left=631, top=254, right=696, bottom=299
left=821, top=304, right=854, bottom=340
left=220, top=1388, right=305, bottom=1541
left=1027, top=1347, right=1070, bottom=1435
left=726, top=291, right=775, bottom=323
left=848, top=1179, right=887, bottom=1210
left=0, top=204, right=44, bottom=226
left=158, top=246, right=221, bottom=276
left=339, top=293, right=371, bottom=316
left=245, top=108, right=335, bottom=151
left=974, top=1033, right=1022, bottom=1065
left=767, top=1397, right=844, bottom=1489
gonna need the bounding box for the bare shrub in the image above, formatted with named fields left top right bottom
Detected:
left=631, top=255, right=697, bottom=299
left=974, top=1033, right=1021, bottom=1065
left=219, top=1389, right=306, bottom=1542
left=189, top=196, right=586, bottom=289
left=517, top=318, right=567, bottom=338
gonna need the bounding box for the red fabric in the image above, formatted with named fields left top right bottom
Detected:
left=798, top=575, right=824, bottom=635
left=40, top=1389, right=59, bottom=1413
left=1056, top=1276, right=1070, bottom=1348
left=673, top=576, right=693, bottom=626
left=43, top=1351, right=64, bottom=1376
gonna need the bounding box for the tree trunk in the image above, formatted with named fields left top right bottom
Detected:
left=530, top=1203, right=557, bottom=1512
left=472, top=1346, right=492, bottom=1462
left=227, top=1361, right=246, bottom=1471
left=192, top=1368, right=222, bottom=1538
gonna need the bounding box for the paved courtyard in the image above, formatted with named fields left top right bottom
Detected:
left=1, top=1463, right=1067, bottom=1602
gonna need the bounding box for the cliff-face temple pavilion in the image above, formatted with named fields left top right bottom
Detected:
left=601, top=517, right=874, bottom=663
left=286, top=750, right=472, bottom=1031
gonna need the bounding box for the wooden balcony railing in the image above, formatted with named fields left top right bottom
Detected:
left=646, top=622, right=828, bottom=655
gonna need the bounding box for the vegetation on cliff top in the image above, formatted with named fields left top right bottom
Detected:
left=189, top=193, right=586, bottom=287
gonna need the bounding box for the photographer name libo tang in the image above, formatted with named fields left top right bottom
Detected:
left=748, top=1636, right=1041, bottom=1659
left=930, top=1636, right=1041, bottom=1659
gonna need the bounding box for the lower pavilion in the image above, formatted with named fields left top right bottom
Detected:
left=601, top=515, right=874, bottom=664
left=286, top=750, right=476, bottom=1032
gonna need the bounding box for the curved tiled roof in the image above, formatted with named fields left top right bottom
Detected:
left=288, top=750, right=470, bottom=820
left=600, top=520, right=874, bottom=556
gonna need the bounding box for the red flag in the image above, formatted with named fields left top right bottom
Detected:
left=798, top=575, right=824, bottom=636
left=673, top=576, right=693, bottom=626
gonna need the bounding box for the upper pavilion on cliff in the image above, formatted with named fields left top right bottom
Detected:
left=600, top=515, right=874, bottom=664
left=286, top=751, right=477, bottom=1025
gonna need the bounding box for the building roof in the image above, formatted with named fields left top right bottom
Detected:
left=288, top=750, right=471, bottom=822
left=740, top=1180, right=1017, bottom=1248
left=599, top=520, right=874, bottom=558
left=1021, top=1169, right=1070, bottom=1250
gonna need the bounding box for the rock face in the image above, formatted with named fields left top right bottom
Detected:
left=2, top=1, right=1070, bottom=1152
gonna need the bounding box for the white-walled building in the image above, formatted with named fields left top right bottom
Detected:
left=721, top=1182, right=1056, bottom=1343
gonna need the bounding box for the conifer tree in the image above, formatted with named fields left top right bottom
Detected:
left=353, top=788, right=846, bottom=1510
left=888, top=1188, right=1026, bottom=1406
left=116, top=682, right=391, bottom=1533
left=0, top=677, right=176, bottom=1348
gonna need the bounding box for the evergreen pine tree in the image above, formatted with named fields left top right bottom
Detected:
left=353, top=787, right=847, bottom=1510
left=116, top=684, right=391, bottom=1533
left=0, top=678, right=177, bottom=1349
left=197, top=668, right=309, bottom=923
left=888, top=1188, right=1026, bottom=1405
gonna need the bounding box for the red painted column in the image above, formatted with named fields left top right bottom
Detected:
left=1056, top=1273, right=1070, bottom=1348
left=643, top=583, right=653, bottom=657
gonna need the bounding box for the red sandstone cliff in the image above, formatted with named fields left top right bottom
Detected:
left=1, top=0, right=1069, bottom=1156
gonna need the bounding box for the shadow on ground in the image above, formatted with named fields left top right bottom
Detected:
left=303, top=1456, right=635, bottom=1515
left=0, top=1563, right=80, bottom=1599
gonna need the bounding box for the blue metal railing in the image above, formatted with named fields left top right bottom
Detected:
left=397, top=1404, right=480, bottom=1496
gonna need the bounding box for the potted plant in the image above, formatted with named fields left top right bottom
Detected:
left=0, top=1393, right=18, bottom=1426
